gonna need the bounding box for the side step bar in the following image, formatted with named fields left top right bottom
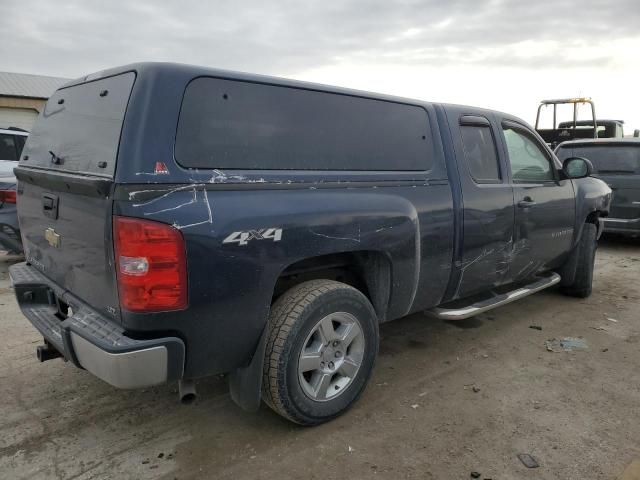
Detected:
left=428, top=273, right=561, bottom=320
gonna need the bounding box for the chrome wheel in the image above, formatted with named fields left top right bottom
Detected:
left=298, top=312, right=365, bottom=402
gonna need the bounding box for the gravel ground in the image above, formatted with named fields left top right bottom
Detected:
left=1, top=236, right=639, bottom=480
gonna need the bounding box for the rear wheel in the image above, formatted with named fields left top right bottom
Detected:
left=562, top=223, right=597, bottom=298
left=262, top=280, right=378, bottom=425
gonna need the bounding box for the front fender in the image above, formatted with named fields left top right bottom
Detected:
left=571, top=176, right=611, bottom=245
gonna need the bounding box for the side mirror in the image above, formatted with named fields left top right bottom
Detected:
left=634, top=129, right=640, bottom=137
left=562, top=157, right=593, bottom=179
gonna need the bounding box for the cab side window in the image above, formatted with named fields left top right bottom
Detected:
left=460, top=125, right=501, bottom=183
left=502, top=127, right=554, bottom=182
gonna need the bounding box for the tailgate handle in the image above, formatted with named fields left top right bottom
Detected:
left=42, top=194, right=59, bottom=219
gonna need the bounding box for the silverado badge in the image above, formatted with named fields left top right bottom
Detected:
left=45, top=227, right=61, bottom=248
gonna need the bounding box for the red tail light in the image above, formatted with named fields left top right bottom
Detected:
left=0, top=189, right=16, bottom=204
left=113, top=216, right=187, bottom=312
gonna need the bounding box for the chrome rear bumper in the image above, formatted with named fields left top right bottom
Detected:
left=10, top=262, right=185, bottom=389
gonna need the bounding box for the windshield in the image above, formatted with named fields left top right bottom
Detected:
left=21, top=72, right=135, bottom=177
left=557, top=145, right=640, bottom=173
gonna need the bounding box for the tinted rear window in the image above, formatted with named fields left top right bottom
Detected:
left=21, top=72, right=135, bottom=177
left=175, top=77, right=432, bottom=171
left=557, top=145, right=640, bottom=173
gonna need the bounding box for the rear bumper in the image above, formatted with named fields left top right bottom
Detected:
left=602, top=217, right=640, bottom=235
left=10, top=262, right=185, bottom=389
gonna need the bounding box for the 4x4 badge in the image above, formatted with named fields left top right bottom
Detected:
left=45, top=227, right=61, bottom=248
left=223, top=228, right=282, bottom=246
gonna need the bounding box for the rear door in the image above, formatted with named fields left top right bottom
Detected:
left=498, top=120, right=575, bottom=281
left=445, top=108, right=515, bottom=299
left=16, top=72, right=135, bottom=320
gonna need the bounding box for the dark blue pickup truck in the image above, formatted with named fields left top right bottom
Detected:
left=10, top=63, right=611, bottom=425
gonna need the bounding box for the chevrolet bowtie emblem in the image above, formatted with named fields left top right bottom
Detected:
left=45, top=227, right=61, bottom=248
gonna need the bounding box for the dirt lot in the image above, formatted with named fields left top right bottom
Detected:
left=1, top=236, right=639, bottom=480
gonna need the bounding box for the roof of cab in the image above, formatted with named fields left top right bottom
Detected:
left=59, top=62, right=530, bottom=132
left=558, top=119, right=625, bottom=126
left=557, top=138, right=640, bottom=149
left=0, top=127, right=29, bottom=136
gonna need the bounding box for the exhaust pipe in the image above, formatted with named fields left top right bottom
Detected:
left=36, top=343, right=62, bottom=362
left=178, top=379, right=197, bottom=404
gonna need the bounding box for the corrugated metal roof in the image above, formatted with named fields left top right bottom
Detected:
left=0, top=71, right=69, bottom=99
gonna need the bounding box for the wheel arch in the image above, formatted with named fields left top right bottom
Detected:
left=229, top=250, right=391, bottom=413
left=272, top=250, right=392, bottom=322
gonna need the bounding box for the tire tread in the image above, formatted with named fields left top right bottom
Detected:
left=262, top=280, right=357, bottom=423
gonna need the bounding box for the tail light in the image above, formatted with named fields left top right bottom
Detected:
left=0, top=189, right=16, bottom=204
left=113, top=216, right=187, bottom=312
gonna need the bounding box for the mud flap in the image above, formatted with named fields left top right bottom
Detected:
left=557, top=242, right=579, bottom=287
left=558, top=219, right=601, bottom=287
left=596, top=218, right=605, bottom=239
left=228, top=323, right=269, bottom=412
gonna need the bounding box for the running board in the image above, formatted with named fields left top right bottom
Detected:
left=428, top=273, right=561, bottom=320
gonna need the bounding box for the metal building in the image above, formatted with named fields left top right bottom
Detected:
left=0, top=71, right=68, bottom=131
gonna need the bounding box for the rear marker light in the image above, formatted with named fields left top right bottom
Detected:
left=113, top=216, right=187, bottom=312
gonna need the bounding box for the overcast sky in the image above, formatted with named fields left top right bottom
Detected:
left=2, top=0, right=639, bottom=132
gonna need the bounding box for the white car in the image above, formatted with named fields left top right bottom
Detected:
left=0, top=127, right=27, bottom=253
left=0, top=127, right=28, bottom=176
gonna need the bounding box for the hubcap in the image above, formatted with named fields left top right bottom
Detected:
left=297, top=312, right=365, bottom=402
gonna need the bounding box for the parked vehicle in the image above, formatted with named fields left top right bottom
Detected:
left=534, top=98, right=622, bottom=148
left=557, top=139, right=640, bottom=236
left=0, top=127, right=27, bottom=253
left=0, top=127, right=28, bottom=165
left=557, top=120, right=625, bottom=139
left=11, top=63, right=611, bottom=425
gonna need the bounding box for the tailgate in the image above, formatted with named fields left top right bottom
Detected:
left=16, top=72, right=135, bottom=320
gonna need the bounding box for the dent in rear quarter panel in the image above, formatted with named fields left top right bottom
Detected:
left=114, top=182, right=454, bottom=378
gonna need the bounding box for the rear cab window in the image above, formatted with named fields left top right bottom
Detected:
left=175, top=77, right=433, bottom=171
left=0, top=134, right=19, bottom=161
left=557, top=144, right=640, bottom=174
left=21, top=72, right=136, bottom=177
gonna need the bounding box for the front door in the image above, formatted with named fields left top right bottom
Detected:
left=498, top=120, right=575, bottom=282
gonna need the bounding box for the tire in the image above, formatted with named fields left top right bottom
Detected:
left=562, top=223, right=597, bottom=298
left=262, top=279, right=379, bottom=425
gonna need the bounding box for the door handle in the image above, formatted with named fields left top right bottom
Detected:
left=517, top=198, right=536, bottom=208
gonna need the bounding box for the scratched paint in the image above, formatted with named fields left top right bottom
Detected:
left=130, top=184, right=213, bottom=230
